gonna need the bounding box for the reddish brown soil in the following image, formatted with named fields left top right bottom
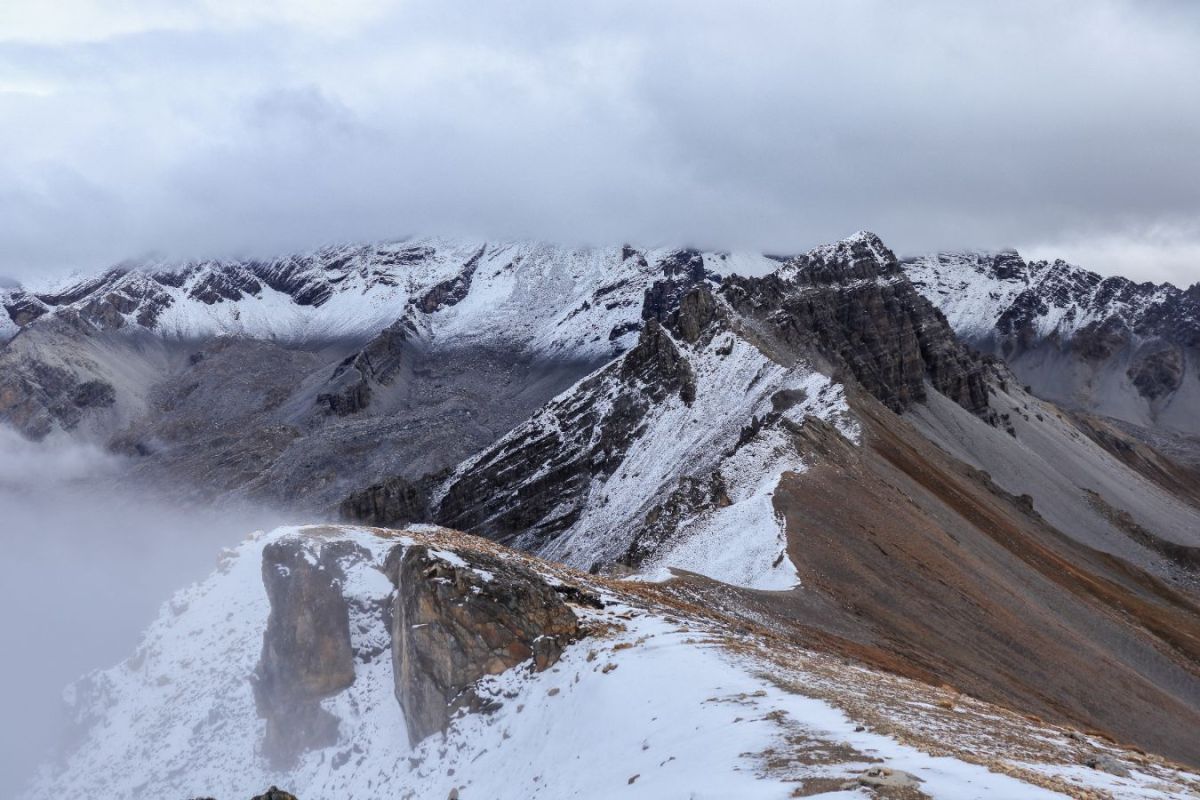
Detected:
left=768, top=395, right=1200, bottom=767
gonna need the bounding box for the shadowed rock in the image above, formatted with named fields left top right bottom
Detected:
left=253, top=539, right=363, bottom=766
left=724, top=233, right=993, bottom=415
left=251, top=787, right=299, bottom=800
left=339, top=474, right=430, bottom=527
left=386, top=543, right=580, bottom=744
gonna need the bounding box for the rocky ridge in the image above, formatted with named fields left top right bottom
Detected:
left=398, top=232, right=994, bottom=583
left=21, top=525, right=1200, bottom=800
left=905, top=249, right=1200, bottom=435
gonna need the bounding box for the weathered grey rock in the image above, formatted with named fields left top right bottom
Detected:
left=842, top=766, right=924, bottom=791
left=1085, top=754, right=1132, bottom=777
left=315, top=317, right=416, bottom=415
left=339, top=474, right=431, bottom=527
left=724, top=233, right=993, bottom=415
left=253, top=539, right=363, bottom=766
left=1127, top=343, right=1184, bottom=401
left=386, top=544, right=580, bottom=744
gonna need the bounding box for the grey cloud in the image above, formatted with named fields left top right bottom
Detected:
left=0, top=1, right=1198, bottom=284
left=0, top=429, right=287, bottom=795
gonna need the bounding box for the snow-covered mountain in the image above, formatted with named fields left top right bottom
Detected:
left=0, top=239, right=766, bottom=508
left=9, top=231, right=1200, bottom=789
left=905, top=250, right=1200, bottom=435
left=434, top=311, right=858, bottom=589
left=384, top=231, right=989, bottom=587
left=23, top=524, right=1200, bottom=799
left=0, top=239, right=778, bottom=354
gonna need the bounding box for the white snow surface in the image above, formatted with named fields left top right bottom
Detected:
left=24, top=524, right=1190, bottom=800
left=638, top=368, right=857, bottom=590
left=904, top=250, right=1179, bottom=343
left=0, top=239, right=782, bottom=358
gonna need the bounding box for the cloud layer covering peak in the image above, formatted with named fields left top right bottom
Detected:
left=1, top=1, right=1198, bottom=284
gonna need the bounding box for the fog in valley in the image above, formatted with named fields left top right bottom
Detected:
left=0, top=429, right=289, bottom=796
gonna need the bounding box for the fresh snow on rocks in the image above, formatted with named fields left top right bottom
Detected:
left=23, top=524, right=1196, bottom=799
left=638, top=368, right=858, bottom=590
left=0, top=239, right=779, bottom=358
left=904, top=250, right=1188, bottom=345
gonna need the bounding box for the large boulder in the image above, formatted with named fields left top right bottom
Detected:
left=386, top=544, right=580, bottom=744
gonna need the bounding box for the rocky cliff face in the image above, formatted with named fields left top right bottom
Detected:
left=254, top=539, right=363, bottom=766
left=387, top=544, right=580, bottom=743
left=315, top=317, right=417, bottom=416
left=725, top=232, right=993, bottom=415
left=252, top=528, right=580, bottom=763
left=906, top=250, right=1200, bottom=435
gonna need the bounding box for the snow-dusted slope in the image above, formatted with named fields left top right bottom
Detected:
left=905, top=250, right=1200, bottom=434
left=0, top=240, right=779, bottom=355
left=904, top=250, right=1192, bottom=344
left=433, top=297, right=860, bottom=590
left=24, top=525, right=1198, bottom=799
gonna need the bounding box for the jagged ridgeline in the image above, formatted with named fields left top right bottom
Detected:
left=30, top=525, right=1200, bottom=798
left=6, top=232, right=1200, bottom=785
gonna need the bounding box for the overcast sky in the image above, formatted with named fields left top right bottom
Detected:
left=1, top=1, right=1198, bottom=285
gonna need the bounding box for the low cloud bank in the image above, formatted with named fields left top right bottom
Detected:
left=0, top=429, right=289, bottom=796
left=3, top=1, right=1200, bottom=285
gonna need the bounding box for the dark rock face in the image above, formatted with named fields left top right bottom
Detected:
left=250, top=787, right=299, bottom=800
left=254, top=256, right=334, bottom=308
left=1128, top=343, right=1184, bottom=401
left=188, top=265, right=263, bottom=305
left=725, top=234, right=992, bottom=415
left=619, top=318, right=697, bottom=405
left=3, top=292, right=49, bottom=327
left=419, top=245, right=486, bottom=313
left=386, top=544, right=579, bottom=744
left=435, top=320, right=694, bottom=550
left=339, top=475, right=430, bottom=527
left=71, top=379, right=116, bottom=409
left=316, top=318, right=415, bottom=416
left=641, top=250, right=719, bottom=327
left=253, top=539, right=362, bottom=767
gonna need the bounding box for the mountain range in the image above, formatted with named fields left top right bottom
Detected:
left=6, top=231, right=1200, bottom=797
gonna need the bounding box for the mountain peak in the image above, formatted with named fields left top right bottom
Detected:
left=770, top=232, right=899, bottom=284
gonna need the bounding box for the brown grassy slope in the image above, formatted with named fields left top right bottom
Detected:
left=773, top=394, right=1200, bottom=767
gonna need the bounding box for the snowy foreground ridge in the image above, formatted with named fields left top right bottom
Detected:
left=24, top=525, right=1200, bottom=799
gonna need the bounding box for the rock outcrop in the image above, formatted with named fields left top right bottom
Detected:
left=434, top=320, right=692, bottom=551
left=253, top=539, right=362, bottom=766
left=906, top=248, right=1200, bottom=436
left=339, top=474, right=431, bottom=527
left=250, top=788, right=299, bottom=800
left=725, top=232, right=993, bottom=415
left=385, top=544, right=580, bottom=744
left=253, top=530, right=581, bottom=755
left=315, top=317, right=416, bottom=416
